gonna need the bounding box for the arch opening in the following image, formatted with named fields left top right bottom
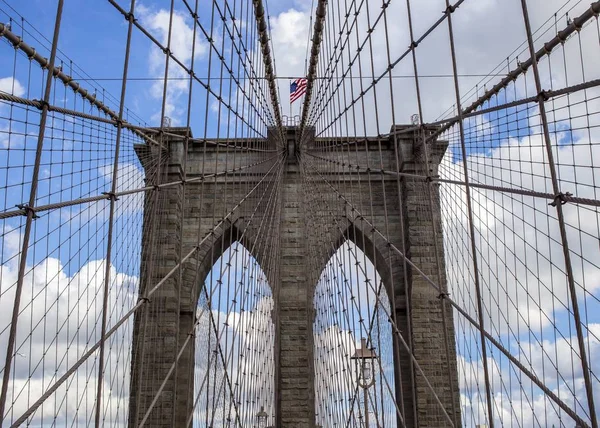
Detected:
left=192, top=241, right=275, bottom=427
left=313, top=240, right=398, bottom=427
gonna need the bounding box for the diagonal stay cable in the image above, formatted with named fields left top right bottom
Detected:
left=299, top=155, right=453, bottom=426
left=0, top=1, right=65, bottom=421
left=301, top=154, right=593, bottom=428
left=106, top=0, right=270, bottom=137
left=304, top=151, right=600, bottom=208
left=140, top=155, right=284, bottom=427
left=427, top=0, right=600, bottom=144
left=0, top=154, right=280, bottom=220
left=0, top=22, right=163, bottom=149
left=8, top=155, right=284, bottom=427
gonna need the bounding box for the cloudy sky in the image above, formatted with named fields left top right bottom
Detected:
left=0, top=0, right=599, bottom=426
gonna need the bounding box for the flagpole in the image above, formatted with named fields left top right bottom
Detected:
left=289, top=79, right=292, bottom=124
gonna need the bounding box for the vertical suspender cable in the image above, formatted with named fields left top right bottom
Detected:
left=0, top=0, right=64, bottom=421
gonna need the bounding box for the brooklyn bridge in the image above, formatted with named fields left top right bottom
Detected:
left=0, top=0, right=599, bottom=426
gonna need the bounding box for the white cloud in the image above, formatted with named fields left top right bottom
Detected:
left=313, top=242, right=397, bottom=426
left=0, top=121, right=25, bottom=149
left=0, top=255, right=137, bottom=426
left=137, top=6, right=208, bottom=124
left=0, top=240, right=278, bottom=426
left=62, top=162, right=145, bottom=224
left=441, top=133, right=600, bottom=335
left=439, top=126, right=600, bottom=424
left=0, top=77, right=25, bottom=97
left=270, top=7, right=314, bottom=119
left=458, top=324, right=600, bottom=427
left=191, top=242, right=276, bottom=425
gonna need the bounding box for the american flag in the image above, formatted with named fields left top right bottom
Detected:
left=290, top=78, right=307, bottom=103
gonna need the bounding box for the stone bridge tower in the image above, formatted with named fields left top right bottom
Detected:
left=128, top=126, right=461, bottom=428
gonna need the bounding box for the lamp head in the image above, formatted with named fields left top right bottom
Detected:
left=256, top=406, right=268, bottom=427
left=351, top=338, right=377, bottom=387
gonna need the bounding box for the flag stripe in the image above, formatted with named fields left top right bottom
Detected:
left=290, top=89, right=306, bottom=103
left=290, top=78, right=307, bottom=103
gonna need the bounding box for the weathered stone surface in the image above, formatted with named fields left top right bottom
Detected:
left=129, top=126, right=460, bottom=428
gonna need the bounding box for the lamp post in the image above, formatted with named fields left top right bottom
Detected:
left=351, top=338, right=377, bottom=427
left=255, top=406, right=268, bottom=428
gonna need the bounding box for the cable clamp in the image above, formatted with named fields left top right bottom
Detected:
left=33, top=99, right=49, bottom=111
left=537, top=90, right=550, bottom=102
left=519, top=62, right=529, bottom=73
left=124, top=12, right=135, bottom=22
left=16, top=203, right=39, bottom=219
left=138, top=296, right=151, bottom=304
left=445, top=4, right=456, bottom=14
left=549, top=191, right=572, bottom=207
left=437, top=292, right=449, bottom=300
left=162, top=46, right=171, bottom=56
left=153, top=184, right=161, bottom=191
left=52, top=65, right=62, bottom=78
left=27, top=47, right=36, bottom=60
left=410, top=40, right=419, bottom=49
left=102, top=191, right=119, bottom=201
left=425, top=175, right=433, bottom=183
left=12, top=36, right=23, bottom=51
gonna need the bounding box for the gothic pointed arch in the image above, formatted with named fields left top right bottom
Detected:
left=311, top=218, right=414, bottom=427
left=191, top=239, right=275, bottom=426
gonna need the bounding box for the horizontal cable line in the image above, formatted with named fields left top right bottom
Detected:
left=53, top=74, right=510, bottom=82
left=302, top=157, right=593, bottom=428
left=179, top=0, right=278, bottom=131
left=430, top=77, right=600, bottom=127
left=0, top=154, right=281, bottom=220
left=300, top=0, right=327, bottom=132
left=309, top=0, right=465, bottom=136
left=299, top=157, right=454, bottom=427
left=106, top=0, right=272, bottom=136
left=299, top=167, right=412, bottom=427
left=0, top=90, right=144, bottom=129
left=252, top=0, right=283, bottom=130
left=428, top=0, right=600, bottom=142
left=9, top=155, right=284, bottom=427
left=0, top=22, right=164, bottom=149
left=0, top=90, right=276, bottom=154
left=305, top=152, right=600, bottom=207
left=142, top=158, right=284, bottom=426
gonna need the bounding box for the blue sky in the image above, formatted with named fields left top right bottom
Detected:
left=0, top=0, right=599, bottom=426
